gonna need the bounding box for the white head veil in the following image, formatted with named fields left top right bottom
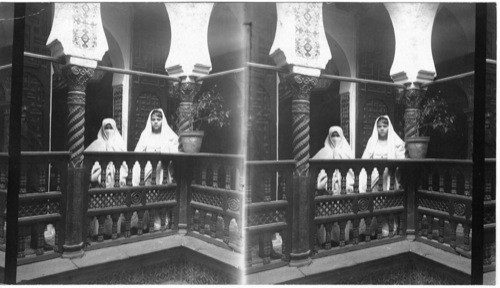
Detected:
left=135, top=108, right=179, bottom=153
left=86, top=118, right=126, bottom=152
left=313, top=126, right=354, bottom=159
left=362, top=115, right=405, bottom=159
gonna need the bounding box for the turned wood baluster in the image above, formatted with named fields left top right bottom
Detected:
left=463, top=224, right=470, bottom=251
left=376, top=216, right=384, bottom=239
left=339, top=221, right=347, bottom=246
left=54, top=222, right=60, bottom=252
left=151, top=160, right=157, bottom=186
left=438, top=218, right=445, bottom=243
left=111, top=214, right=119, bottom=239
left=113, top=161, right=120, bottom=188
left=281, top=230, right=289, bottom=261
left=325, top=223, right=333, bottom=249
left=377, top=167, right=384, bottom=192
left=193, top=209, right=200, bottom=231
left=264, top=172, right=271, bottom=202
left=352, top=219, right=359, bottom=245
left=389, top=168, right=396, bottom=191
left=212, top=163, right=219, bottom=188
left=149, top=209, right=155, bottom=233
left=99, top=161, right=107, bottom=188
left=366, top=169, right=372, bottom=193
left=137, top=210, right=145, bottom=235
left=18, top=227, right=27, bottom=258
left=427, top=171, right=433, bottom=191
left=340, top=168, right=347, bottom=195
left=484, top=240, right=492, bottom=265
left=353, top=168, right=360, bottom=194
left=35, top=223, right=45, bottom=255
left=427, top=216, right=434, bottom=240
left=223, top=216, right=231, bottom=244
left=280, top=172, right=287, bottom=200
left=126, top=161, right=133, bottom=187
left=20, top=165, right=27, bottom=194
left=418, top=214, right=424, bottom=236
left=365, top=217, right=372, bottom=242
left=160, top=208, right=167, bottom=231
left=216, top=216, right=224, bottom=239
left=261, top=232, right=271, bottom=265
left=210, top=212, right=218, bottom=238
left=38, top=163, right=46, bottom=192
left=246, top=237, right=253, bottom=267
left=449, top=221, right=458, bottom=249
left=451, top=170, right=457, bottom=194
left=199, top=211, right=207, bottom=234
left=201, top=163, right=207, bottom=186
left=97, top=215, right=105, bottom=242
left=124, top=212, right=132, bottom=238
left=139, top=161, right=146, bottom=186
left=225, top=165, right=232, bottom=190
left=439, top=168, right=445, bottom=193
left=388, top=214, right=395, bottom=238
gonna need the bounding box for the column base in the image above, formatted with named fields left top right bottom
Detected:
left=289, top=250, right=312, bottom=267
left=406, top=229, right=416, bottom=241
left=62, top=242, right=85, bottom=259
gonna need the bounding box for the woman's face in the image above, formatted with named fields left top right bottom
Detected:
left=331, top=131, right=341, bottom=146
left=377, top=119, right=389, bottom=139
left=104, top=123, right=114, bottom=138
left=151, top=113, right=162, bottom=132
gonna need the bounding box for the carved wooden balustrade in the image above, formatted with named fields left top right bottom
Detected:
left=484, top=159, right=495, bottom=271
left=0, top=153, right=7, bottom=251
left=245, top=160, right=294, bottom=272
left=188, top=154, right=244, bottom=252
left=17, top=152, right=69, bottom=264
left=309, top=159, right=407, bottom=258
left=83, top=152, right=179, bottom=250
left=408, top=160, right=474, bottom=256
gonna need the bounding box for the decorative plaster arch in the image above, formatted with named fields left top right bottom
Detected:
left=324, top=33, right=352, bottom=95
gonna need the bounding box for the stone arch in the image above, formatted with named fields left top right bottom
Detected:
left=324, top=31, right=353, bottom=95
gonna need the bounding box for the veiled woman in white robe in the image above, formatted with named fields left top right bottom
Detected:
left=312, top=126, right=354, bottom=246
left=86, top=118, right=128, bottom=188
left=133, top=108, right=179, bottom=186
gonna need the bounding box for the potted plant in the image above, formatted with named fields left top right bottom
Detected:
left=406, top=91, right=456, bottom=158
left=170, top=84, right=231, bottom=153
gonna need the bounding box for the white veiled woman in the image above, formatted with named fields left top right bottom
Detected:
left=133, top=108, right=179, bottom=186
left=312, top=126, right=355, bottom=246
left=85, top=118, right=128, bottom=188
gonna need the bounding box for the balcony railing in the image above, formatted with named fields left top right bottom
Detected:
left=245, top=160, right=294, bottom=272
left=245, top=158, right=496, bottom=274
left=17, top=152, right=69, bottom=264
left=2, top=151, right=243, bottom=264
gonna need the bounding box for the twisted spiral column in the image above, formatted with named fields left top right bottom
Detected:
left=63, top=65, right=94, bottom=167
left=174, top=82, right=201, bottom=134
left=402, top=88, right=425, bottom=140
left=286, top=74, right=318, bottom=175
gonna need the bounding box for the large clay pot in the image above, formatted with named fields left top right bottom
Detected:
left=406, top=136, right=430, bottom=158
left=179, top=131, right=204, bottom=153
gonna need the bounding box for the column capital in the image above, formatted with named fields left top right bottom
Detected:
left=62, top=65, right=95, bottom=93
left=47, top=3, right=108, bottom=67
left=174, top=81, right=201, bottom=103
left=165, top=3, right=214, bottom=79
left=385, top=3, right=438, bottom=88
left=270, top=3, right=331, bottom=77
left=399, top=87, right=426, bottom=109
left=285, top=74, right=319, bottom=101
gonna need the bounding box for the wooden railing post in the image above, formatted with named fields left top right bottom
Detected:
left=402, top=164, right=417, bottom=240
left=174, top=156, right=192, bottom=232
left=62, top=165, right=88, bottom=258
